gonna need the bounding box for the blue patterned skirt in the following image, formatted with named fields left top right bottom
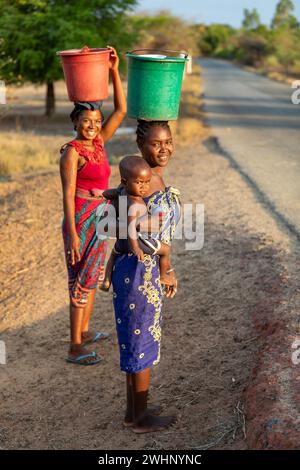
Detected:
left=112, top=253, right=163, bottom=373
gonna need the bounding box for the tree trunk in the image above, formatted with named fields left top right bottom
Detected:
left=45, top=81, right=55, bottom=117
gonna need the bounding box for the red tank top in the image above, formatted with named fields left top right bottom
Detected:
left=60, top=135, right=111, bottom=191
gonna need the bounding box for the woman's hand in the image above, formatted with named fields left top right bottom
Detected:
left=164, top=278, right=178, bottom=298
left=67, top=232, right=81, bottom=265
left=107, top=45, right=119, bottom=71
left=89, top=188, right=103, bottom=198
left=162, top=270, right=178, bottom=299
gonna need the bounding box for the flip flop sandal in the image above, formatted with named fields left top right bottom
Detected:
left=66, top=352, right=102, bottom=366
left=82, top=331, right=110, bottom=345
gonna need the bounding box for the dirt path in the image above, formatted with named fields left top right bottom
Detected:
left=0, top=130, right=299, bottom=449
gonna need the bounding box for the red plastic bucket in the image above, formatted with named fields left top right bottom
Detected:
left=57, top=46, right=110, bottom=102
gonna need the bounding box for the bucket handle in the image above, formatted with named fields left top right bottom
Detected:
left=126, top=49, right=189, bottom=59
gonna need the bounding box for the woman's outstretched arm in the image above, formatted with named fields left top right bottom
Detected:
left=101, top=46, right=126, bottom=143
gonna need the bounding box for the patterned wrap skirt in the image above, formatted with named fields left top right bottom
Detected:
left=62, top=196, right=108, bottom=307
left=112, top=253, right=163, bottom=373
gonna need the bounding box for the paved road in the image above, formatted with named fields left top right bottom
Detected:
left=199, top=58, right=300, bottom=237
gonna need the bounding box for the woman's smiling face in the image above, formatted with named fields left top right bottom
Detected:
left=75, top=110, right=102, bottom=140
left=140, top=126, right=173, bottom=168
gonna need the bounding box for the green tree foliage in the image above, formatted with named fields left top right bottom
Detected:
left=196, top=1, right=300, bottom=75
left=129, top=10, right=199, bottom=55
left=197, top=24, right=236, bottom=58
left=235, top=24, right=271, bottom=66
left=271, top=0, right=299, bottom=29
left=0, top=0, right=137, bottom=116
left=236, top=30, right=270, bottom=66
left=271, top=1, right=300, bottom=74
left=242, top=8, right=261, bottom=31
left=272, top=28, right=300, bottom=74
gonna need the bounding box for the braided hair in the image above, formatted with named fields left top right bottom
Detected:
left=136, top=120, right=170, bottom=148
left=70, top=101, right=104, bottom=129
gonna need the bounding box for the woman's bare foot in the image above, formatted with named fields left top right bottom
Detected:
left=132, top=412, right=177, bottom=434
left=123, top=405, right=163, bottom=427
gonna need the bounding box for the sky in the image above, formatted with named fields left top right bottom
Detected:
left=135, top=0, right=300, bottom=28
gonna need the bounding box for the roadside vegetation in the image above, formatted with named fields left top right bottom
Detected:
left=197, top=0, right=300, bottom=79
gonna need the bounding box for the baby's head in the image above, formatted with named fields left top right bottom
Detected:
left=119, top=155, right=152, bottom=197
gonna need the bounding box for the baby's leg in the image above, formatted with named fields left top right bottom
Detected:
left=99, top=248, right=117, bottom=291
left=157, top=243, right=176, bottom=285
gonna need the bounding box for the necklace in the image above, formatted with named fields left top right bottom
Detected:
left=72, top=136, right=104, bottom=164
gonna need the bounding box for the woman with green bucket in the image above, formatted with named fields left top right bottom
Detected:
left=60, top=46, right=126, bottom=366
left=96, top=50, right=185, bottom=432
left=100, top=119, right=180, bottom=433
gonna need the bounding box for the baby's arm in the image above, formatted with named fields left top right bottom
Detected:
left=128, top=223, right=144, bottom=261
left=128, top=198, right=147, bottom=261
left=103, top=183, right=125, bottom=200
left=102, top=188, right=119, bottom=200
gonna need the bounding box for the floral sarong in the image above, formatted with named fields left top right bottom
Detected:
left=62, top=196, right=108, bottom=307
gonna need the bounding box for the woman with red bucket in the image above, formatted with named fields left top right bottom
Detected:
left=59, top=46, right=126, bottom=365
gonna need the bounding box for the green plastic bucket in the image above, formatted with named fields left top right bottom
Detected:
left=126, top=49, right=188, bottom=121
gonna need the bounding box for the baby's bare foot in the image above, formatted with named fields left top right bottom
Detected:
left=99, top=278, right=111, bottom=292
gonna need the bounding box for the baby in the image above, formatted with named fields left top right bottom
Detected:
left=100, top=155, right=175, bottom=290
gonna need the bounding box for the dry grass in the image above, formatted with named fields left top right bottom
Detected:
left=0, top=81, right=69, bottom=176
left=245, top=63, right=300, bottom=86
left=0, top=132, right=67, bottom=176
